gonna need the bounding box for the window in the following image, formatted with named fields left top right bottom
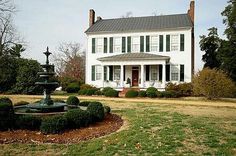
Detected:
left=114, top=66, right=121, bottom=80
left=104, top=38, right=108, bottom=53
left=104, top=66, right=107, bottom=81
left=95, top=66, right=102, bottom=80
left=151, top=36, right=158, bottom=52
left=180, top=64, right=184, bottom=81
left=146, top=36, right=150, bottom=52
left=114, top=37, right=121, bottom=53
left=166, top=35, right=170, bottom=52
left=180, top=34, right=185, bottom=51
left=92, top=38, right=95, bottom=53
left=127, top=36, right=131, bottom=52
left=171, top=34, right=179, bottom=51
left=109, top=37, right=113, bottom=53
left=132, top=37, right=140, bottom=52
left=122, top=37, right=126, bottom=53
left=140, top=36, right=144, bottom=52
left=171, top=65, right=179, bottom=81
left=96, top=38, right=103, bottom=53
left=151, top=66, right=157, bottom=80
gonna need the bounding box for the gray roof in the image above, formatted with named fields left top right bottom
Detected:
left=85, top=14, right=193, bottom=34
left=97, top=53, right=170, bottom=61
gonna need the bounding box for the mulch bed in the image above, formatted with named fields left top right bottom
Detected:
left=0, top=114, right=123, bottom=144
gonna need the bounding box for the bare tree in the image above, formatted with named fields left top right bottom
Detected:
left=122, top=11, right=133, bottom=18
left=54, top=42, right=85, bottom=83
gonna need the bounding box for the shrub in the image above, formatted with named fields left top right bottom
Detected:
left=102, top=87, right=113, bottom=94
left=15, top=115, right=41, bottom=130
left=78, top=89, right=87, bottom=95
left=166, top=83, right=193, bottom=97
left=80, top=84, right=95, bottom=90
left=65, top=109, right=91, bottom=128
left=14, top=101, right=29, bottom=106
left=66, top=83, right=80, bottom=93
left=40, top=115, right=67, bottom=134
left=156, top=91, right=164, bottom=98
left=86, top=88, right=97, bottom=96
left=146, top=87, right=158, bottom=98
left=79, top=101, right=91, bottom=107
left=138, top=91, right=147, bottom=97
left=66, top=96, right=80, bottom=106
left=162, top=91, right=177, bottom=98
left=193, top=68, right=235, bottom=99
left=0, top=98, right=14, bottom=130
left=104, top=89, right=119, bottom=97
left=87, top=102, right=105, bottom=122
left=94, top=90, right=102, bottom=95
left=125, top=90, right=139, bottom=98
left=104, top=105, right=111, bottom=114
left=53, top=99, right=65, bottom=103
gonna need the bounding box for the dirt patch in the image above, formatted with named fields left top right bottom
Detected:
left=0, top=114, right=123, bottom=144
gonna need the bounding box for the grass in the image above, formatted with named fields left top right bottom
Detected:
left=0, top=95, right=236, bottom=155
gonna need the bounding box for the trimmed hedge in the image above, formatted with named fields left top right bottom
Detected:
left=104, top=89, right=119, bottom=97
left=0, top=97, right=15, bottom=131
left=66, top=83, right=80, bottom=93
left=66, top=96, right=80, bottom=106
left=146, top=87, right=158, bottom=98
left=125, top=90, right=139, bottom=98
left=16, top=115, right=41, bottom=130
left=138, top=91, right=147, bottom=97
left=102, top=87, right=113, bottom=94
left=65, top=109, right=91, bottom=128
left=79, top=101, right=91, bottom=107
left=78, top=88, right=98, bottom=96
left=94, top=90, right=102, bottom=95
left=40, top=115, right=67, bottom=134
left=87, top=102, right=105, bottom=122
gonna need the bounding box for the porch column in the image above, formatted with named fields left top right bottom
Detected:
left=120, top=65, right=124, bottom=88
left=140, top=64, right=144, bottom=88
left=162, top=63, right=166, bottom=88
left=101, top=65, right=104, bottom=87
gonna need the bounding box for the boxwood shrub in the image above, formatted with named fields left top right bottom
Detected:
left=66, top=82, right=80, bottom=93
left=102, top=87, right=113, bottom=94
left=78, top=89, right=87, bottom=95
left=0, top=97, right=15, bottom=131
left=65, top=109, right=91, bottom=128
left=87, top=102, right=105, bottom=122
left=138, top=91, right=147, bottom=97
left=79, top=101, right=91, bottom=107
left=125, top=90, right=139, bottom=98
left=94, top=90, right=102, bottom=95
left=66, top=96, right=80, bottom=106
left=15, top=115, right=41, bottom=130
left=104, top=89, right=119, bottom=97
left=40, top=115, right=67, bottom=134
left=146, top=87, right=158, bottom=98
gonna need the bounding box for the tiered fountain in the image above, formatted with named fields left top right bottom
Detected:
left=15, top=47, right=67, bottom=114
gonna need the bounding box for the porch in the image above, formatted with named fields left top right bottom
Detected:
left=97, top=53, right=170, bottom=91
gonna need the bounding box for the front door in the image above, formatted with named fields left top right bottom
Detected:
left=132, top=70, right=139, bottom=86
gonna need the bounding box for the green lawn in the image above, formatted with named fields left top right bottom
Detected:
left=0, top=96, right=236, bottom=155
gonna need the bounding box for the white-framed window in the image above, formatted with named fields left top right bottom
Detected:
left=171, top=34, right=179, bottom=51
left=114, top=66, right=121, bottom=80
left=150, top=65, right=158, bottom=80
left=171, top=65, right=179, bottom=81
left=114, top=37, right=121, bottom=53
left=96, top=38, right=103, bottom=53
left=151, top=36, right=158, bottom=52
left=132, top=36, right=140, bottom=52
left=95, top=66, right=102, bottom=80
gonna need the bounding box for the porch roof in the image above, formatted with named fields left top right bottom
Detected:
left=97, top=53, right=170, bottom=62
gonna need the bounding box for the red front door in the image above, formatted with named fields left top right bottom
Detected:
left=132, top=70, right=139, bottom=86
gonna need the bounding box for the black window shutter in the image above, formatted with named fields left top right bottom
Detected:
left=123, top=66, right=126, bottom=81
left=109, top=66, right=113, bottom=81
left=140, top=36, right=144, bottom=52
left=166, top=35, right=170, bottom=52
left=146, top=65, right=150, bottom=81
left=91, top=65, right=95, bottom=81
left=146, top=36, right=150, bottom=52
left=92, top=38, right=96, bottom=53
left=104, top=38, right=107, bottom=53
left=180, top=64, right=184, bottom=81
left=180, top=34, right=185, bottom=51
left=104, top=66, right=107, bottom=81
left=159, top=35, right=163, bottom=52
left=166, top=64, right=170, bottom=81
left=159, top=65, right=162, bottom=81
left=122, top=37, right=126, bottom=53
left=127, top=36, right=131, bottom=52
left=109, top=37, right=113, bottom=53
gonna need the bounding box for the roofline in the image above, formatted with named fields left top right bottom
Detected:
left=85, top=26, right=193, bottom=35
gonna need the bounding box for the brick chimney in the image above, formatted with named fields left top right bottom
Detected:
left=187, top=0, right=195, bottom=24
left=89, top=9, right=95, bottom=27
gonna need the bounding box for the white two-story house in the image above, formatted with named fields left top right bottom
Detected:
left=85, top=1, right=195, bottom=91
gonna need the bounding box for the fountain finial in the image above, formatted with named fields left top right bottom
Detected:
left=43, top=47, right=51, bottom=65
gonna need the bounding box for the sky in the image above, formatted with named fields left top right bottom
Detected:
left=13, top=0, right=228, bottom=71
